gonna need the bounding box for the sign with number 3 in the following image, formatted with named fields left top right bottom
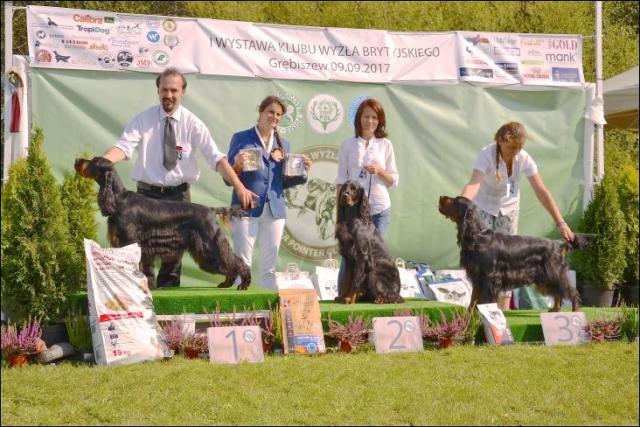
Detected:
left=540, top=312, right=592, bottom=345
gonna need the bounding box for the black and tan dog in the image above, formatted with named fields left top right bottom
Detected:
left=438, top=195, right=596, bottom=312
left=334, top=180, right=404, bottom=304
left=75, top=156, right=251, bottom=290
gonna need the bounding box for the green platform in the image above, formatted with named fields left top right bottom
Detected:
left=73, top=286, right=619, bottom=344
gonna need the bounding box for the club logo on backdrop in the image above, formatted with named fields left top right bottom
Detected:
left=307, top=94, right=343, bottom=134
left=98, top=52, right=116, bottom=68
left=282, top=145, right=340, bottom=261
left=277, top=92, right=303, bottom=134
left=164, top=35, right=179, bottom=50
left=348, top=95, right=372, bottom=130
left=152, top=50, right=170, bottom=66
left=162, top=19, right=177, bottom=32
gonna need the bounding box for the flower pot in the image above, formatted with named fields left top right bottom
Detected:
left=41, top=322, right=69, bottom=347
left=619, top=285, right=639, bottom=307
left=184, top=348, right=200, bottom=359
left=262, top=341, right=271, bottom=354
left=463, top=337, right=476, bottom=346
left=9, top=354, right=29, bottom=368
left=339, top=340, right=353, bottom=353
left=439, top=338, right=454, bottom=349
left=580, top=285, right=615, bottom=308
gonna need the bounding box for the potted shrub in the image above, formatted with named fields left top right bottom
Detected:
left=463, top=303, right=483, bottom=345
left=434, top=308, right=469, bottom=348
left=1, top=128, right=94, bottom=334
left=572, top=174, right=627, bottom=307
left=615, top=164, right=639, bottom=306
left=65, top=309, right=93, bottom=361
left=583, top=309, right=621, bottom=343
left=618, top=301, right=639, bottom=342
left=326, top=312, right=372, bottom=353
left=1, top=319, right=43, bottom=367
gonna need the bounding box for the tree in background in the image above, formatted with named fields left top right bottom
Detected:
left=1, top=127, right=88, bottom=325
left=60, top=152, right=99, bottom=270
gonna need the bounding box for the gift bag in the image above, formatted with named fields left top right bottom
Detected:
left=407, top=260, right=435, bottom=299
left=477, top=303, right=515, bottom=346
left=395, top=259, right=428, bottom=299
left=239, top=148, right=264, bottom=171
left=425, top=278, right=472, bottom=308
left=310, top=258, right=339, bottom=301
left=282, top=153, right=307, bottom=178
left=275, top=263, right=315, bottom=292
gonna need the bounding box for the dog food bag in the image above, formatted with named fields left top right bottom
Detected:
left=84, top=239, right=171, bottom=366
left=477, top=303, right=515, bottom=346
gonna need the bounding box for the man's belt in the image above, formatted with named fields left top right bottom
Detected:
left=136, top=181, right=190, bottom=196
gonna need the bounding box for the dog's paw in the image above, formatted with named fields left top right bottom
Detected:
left=236, top=284, right=249, bottom=291
left=217, top=282, right=233, bottom=288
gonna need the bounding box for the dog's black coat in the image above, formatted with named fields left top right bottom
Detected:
left=438, top=195, right=596, bottom=311
left=75, top=157, right=251, bottom=290
left=334, top=180, right=404, bottom=304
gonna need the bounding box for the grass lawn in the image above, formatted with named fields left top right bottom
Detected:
left=1, top=340, right=638, bottom=426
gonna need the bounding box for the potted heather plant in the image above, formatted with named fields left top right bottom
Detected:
left=326, top=312, right=372, bottom=353
left=434, top=308, right=469, bottom=348
left=161, top=315, right=190, bottom=355
left=583, top=309, right=622, bottom=343
left=1, top=318, right=43, bottom=367
left=263, top=301, right=283, bottom=353
left=418, top=310, right=440, bottom=348
left=181, top=333, right=208, bottom=359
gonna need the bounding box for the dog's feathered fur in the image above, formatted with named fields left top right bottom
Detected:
left=438, top=195, right=596, bottom=312
left=74, top=157, right=251, bottom=290
left=334, top=180, right=404, bottom=304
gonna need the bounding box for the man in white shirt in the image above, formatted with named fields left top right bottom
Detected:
left=101, top=67, right=256, bottom=288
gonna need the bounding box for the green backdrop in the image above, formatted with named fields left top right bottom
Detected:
left=30, top=68, right=587, bottom=286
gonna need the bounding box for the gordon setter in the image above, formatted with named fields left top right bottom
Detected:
left=334, top=180, right=404, bottom=304
left=74, top=157, right=251, bottom=290
left=438, top=195, right=596, bottom=312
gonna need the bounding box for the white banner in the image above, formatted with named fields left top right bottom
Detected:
left=26, top=5, right=584, bottom=86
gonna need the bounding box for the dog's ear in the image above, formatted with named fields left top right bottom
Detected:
left=357, top=185, right=371, bottom=221
left=95, top=157, right=114, bottom=169
left=98, top=169, right=118, bottom=216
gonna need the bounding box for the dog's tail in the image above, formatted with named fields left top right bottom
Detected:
left=210, top=204, right=259, bottom=227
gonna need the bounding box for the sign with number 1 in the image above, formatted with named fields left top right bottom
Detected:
left=540, top=312, right=591, bottom=345
left=207, top=326, right=265, bottom=364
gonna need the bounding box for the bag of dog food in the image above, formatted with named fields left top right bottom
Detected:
left=84, top=239, right=171, bottom=366
left=477, top=303, right=515, bottom=346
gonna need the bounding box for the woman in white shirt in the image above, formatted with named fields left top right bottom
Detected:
left=460, top=121, right=575, bottom=310
left=334, top=98, right=399, bottom=294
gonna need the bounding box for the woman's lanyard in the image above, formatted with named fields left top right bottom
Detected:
left=358, top=167, right=372, bottom=199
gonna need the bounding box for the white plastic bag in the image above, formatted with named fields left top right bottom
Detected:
left=310, top=258, right=339, bottom=300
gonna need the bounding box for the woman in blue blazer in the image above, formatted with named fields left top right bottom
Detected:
left=226, top=95, right=312, bottom=290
